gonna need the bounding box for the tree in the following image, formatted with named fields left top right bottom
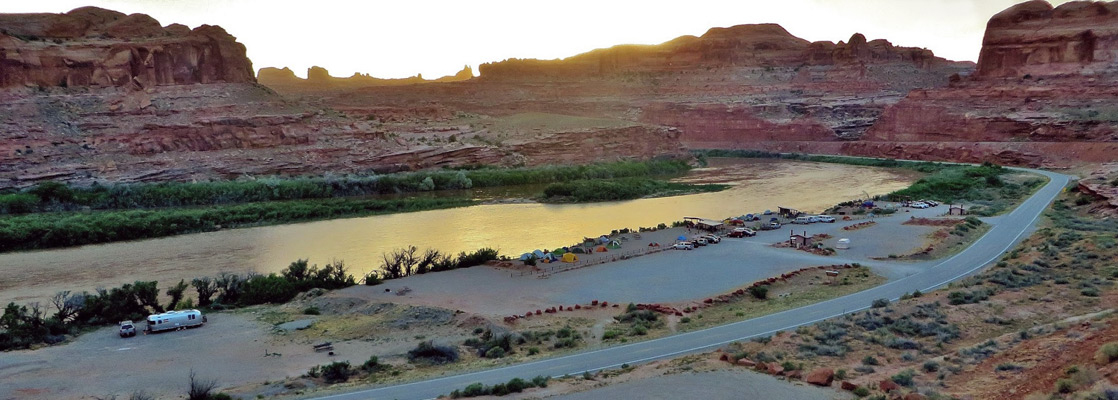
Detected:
left=191, top=277, right=218, bottom=307
left=165, top=280, right=189, bottom=310
left=132, top=281, right=163, bottom=313
left=418, top=176, right=435, bottom=191
left=50, top=290, right=83, bottom=322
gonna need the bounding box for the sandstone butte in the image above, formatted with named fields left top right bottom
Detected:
left=0, top=6, right=254, bottom=88
left=1, top=1, right=1116, bottom=200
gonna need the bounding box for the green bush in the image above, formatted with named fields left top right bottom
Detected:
left=1097, top=342, right=1118, bottom=364
left=862, top=355, right=880, bottom=366
left=408, top=341, right=460, bottom=364
left=748, top=285, right=769, bottom=300
left=320, top=361, right=352, bottom=383
left=852, top=386, right=870, bottom=397
left=891, top=369, right=915, bottom=387
left=871, top=298, right=889, bottom=308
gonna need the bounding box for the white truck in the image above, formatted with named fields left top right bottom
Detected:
left=145, top=309, right=206, bottom=333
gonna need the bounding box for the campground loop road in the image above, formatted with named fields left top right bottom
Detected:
left=316, top=167, right=1070, bottom=400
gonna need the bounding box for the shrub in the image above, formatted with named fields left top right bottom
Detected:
left=303, top=306, right=320, bottom=315
left=891, top=369, right=915, bottom=387
left=923, top=361, right=939, bottom=373
left=1081, top=287, right=1100, bottom=297
left=871, top=298, right=889, bottom=308
left=862, top=356, right=880, bottom=366
left=853, top=386, right=870, bottom=397
left=1097, top=342, right=1118, bottom=365
left=320, top=361, right=352, bottom=383
left=748, top=285, right=769, bottom=299
left=680, top=317, right=691, bottom=323
left=186, top=370, right=222, bottom=400
left=361, top=355, right=385, bottom=372
left=407, top=341, right=460, bottom=364
left=1056, top=378, right=1074, bottom=393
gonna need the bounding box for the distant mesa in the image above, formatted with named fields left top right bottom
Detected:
left=976, top=0, right=1118, bottom=78
left=477, top=23, right=968, bottom=81
left=0, top=6, right=255, bottom=88
left=257, top=65, right=474, bottom=90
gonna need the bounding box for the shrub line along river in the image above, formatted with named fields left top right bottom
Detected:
left=0, top=159, right=921, bottom=305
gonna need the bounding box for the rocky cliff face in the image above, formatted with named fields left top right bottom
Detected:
left=0, top=6, right=254, bottom=88
left=862, top=0, right=1118, bottom=162
left=256, top=65, right=474, bottom=93
left=478, top=26, right=965, bottom=81
left=976, top=0, right=1118, bottom=78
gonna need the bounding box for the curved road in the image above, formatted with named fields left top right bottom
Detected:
left=316, top=168, right=1069, bottom=400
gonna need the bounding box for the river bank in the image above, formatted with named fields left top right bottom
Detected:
left=0, top=159, right=922, bottom=306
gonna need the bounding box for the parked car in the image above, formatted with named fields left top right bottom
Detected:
left=911, top=202, right=930, bottom=209
left=693, top=238, right=709, bottom=246
left=763, top=210, right=773, bottom=215
left=817, top=215, right=836, bottom=223
left=671, top=243, right=694, bottom=250
left=119, top=321, right=136, bottom=338
left=728, top=228, right=756, bottom=238
left=923, top=200, right=940, bottom=207
left=794, top=216, right=813, bottom=224
left=702, top=235, right=721, bottom=243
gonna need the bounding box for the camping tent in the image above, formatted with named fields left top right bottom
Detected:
left=519, top=253, right=533, bottom=261
left=562, top=253, right=578, bottom=263
left=532, top=249, right=546, bottom=259
left=598, top=236, right=610, bottom=244
left=836, top=238, right=851, bottom=249
left=677, top=235, right=687, bottom=241
left=595, top=245, right=608, bottom=252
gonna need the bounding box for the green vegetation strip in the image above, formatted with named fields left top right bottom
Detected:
left=0, top=197, right=474, bottom=252
left=0, top=160, right=691, bottom=214
left=695, top=149, right=1047, bottom=216
left=541, top=178, right=728, bottom=203
left=691, top=149, right=950, bottom=173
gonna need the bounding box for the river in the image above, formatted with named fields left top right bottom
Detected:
left=0, top=158, right=920, bottom=304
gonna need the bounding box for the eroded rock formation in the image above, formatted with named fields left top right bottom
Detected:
left=976, top=0, right=1118, bottom=78
left=478, top=26, right=962, bottom=81
left=0, top=6, right=254, bottom=88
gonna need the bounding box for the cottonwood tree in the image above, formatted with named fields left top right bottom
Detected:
left=165, top=280, right=189, bottom=310
left=191, top=277, right=217, bottom=307
left=50, top=290, right=84, bottom=322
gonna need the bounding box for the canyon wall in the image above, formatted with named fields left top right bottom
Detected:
left=0, top=7, right=254, bottom=88
left=478, top=25, right=964, bottom=81
left=975, top=0, right=1118, bottom=79
left=859, top=0, right=1118, bottom=162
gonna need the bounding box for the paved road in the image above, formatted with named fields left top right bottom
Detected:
left=315, top=168, right=1069, bottom=400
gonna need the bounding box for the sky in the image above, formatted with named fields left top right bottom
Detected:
left=5, top=0, right=1071, bottom=79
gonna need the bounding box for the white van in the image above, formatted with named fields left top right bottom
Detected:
left=794, top=216, right=812, bottom=224
left=146, top=309, right=206, bottom=333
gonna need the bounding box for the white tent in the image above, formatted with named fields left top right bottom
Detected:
left=836, top=238, right=851, bottom=249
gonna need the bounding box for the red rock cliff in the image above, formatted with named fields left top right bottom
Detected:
left=975, top=0, right=1118, bottom=78
left=0, top=6, right=255, bottom=88
left=479, top=25, right=961, bottom=80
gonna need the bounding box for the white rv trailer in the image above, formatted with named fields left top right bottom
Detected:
left=145, top=309, right=205, bottom=333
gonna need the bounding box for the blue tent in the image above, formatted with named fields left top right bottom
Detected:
left=598, top=236, right=610, bottom=244
left=519, top=253, right=533, bottom=261
left=677, top=235, right=687, bottom=241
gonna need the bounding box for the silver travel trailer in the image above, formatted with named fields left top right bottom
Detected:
left=145, top=309, right=206, bottom=333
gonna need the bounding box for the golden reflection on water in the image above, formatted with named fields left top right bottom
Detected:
left=0, top=159, right=919, bottom=304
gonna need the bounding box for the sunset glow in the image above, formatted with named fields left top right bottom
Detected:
left=6, top=0, right=1075, bottom=79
